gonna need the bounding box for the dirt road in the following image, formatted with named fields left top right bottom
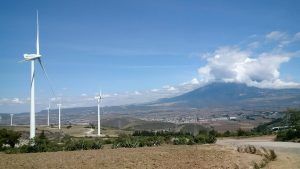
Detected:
left=85, top=128, right=95, bottom=137
left=217, top=136, right=300, bottom=154
left=217, top=136, right=300, bottom=169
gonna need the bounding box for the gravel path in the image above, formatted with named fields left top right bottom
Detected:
left=85, top=128, right=95, bottom=136
left=217, top=136, right=300, bottom=154
left=217, top=136, right=300, bottom=169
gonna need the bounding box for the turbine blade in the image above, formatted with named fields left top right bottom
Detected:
left=30, top=69, right=35, bottom=89
left=36, top=10, right=40, bottom=55
left=37, top=58, right=56, bottom=97
left=100, top=89, right=103, bottom=103
left=18, top=60, right=26, bottom=63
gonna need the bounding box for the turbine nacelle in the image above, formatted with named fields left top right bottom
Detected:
left=24, top=53, right=41, bottom=61
left=94, top=96, right=103, bottom=100
left=95, top=92, right=103, bottom=103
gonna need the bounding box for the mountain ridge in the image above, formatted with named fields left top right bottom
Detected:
left=155, top=82, right=300, bottom=108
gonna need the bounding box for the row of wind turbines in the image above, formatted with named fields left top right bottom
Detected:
left=20, top=11, right=104, bottom=139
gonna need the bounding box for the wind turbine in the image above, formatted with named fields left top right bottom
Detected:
left=57, top=103, right=62, bottom=130
left=10, top=114, right=13, bottom=126
left=21, top=11, right=55, bottom=139
left=95, top=91, right=103, bottom=136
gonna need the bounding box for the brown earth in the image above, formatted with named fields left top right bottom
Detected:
left=0, top=145, right=262, bottom=169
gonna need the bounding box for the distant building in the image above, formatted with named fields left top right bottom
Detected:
left=229, top=116, right=237, bottom=121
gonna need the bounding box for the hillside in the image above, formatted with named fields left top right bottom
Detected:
left=157, top=82, right=300, bottom=109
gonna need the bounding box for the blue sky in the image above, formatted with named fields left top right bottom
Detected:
left=1, top=0, right=300, bottom=113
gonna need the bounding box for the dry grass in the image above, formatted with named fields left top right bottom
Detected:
left=0, top=145, right=263, bottom=169
left=237, top=145, right=277, bottom=168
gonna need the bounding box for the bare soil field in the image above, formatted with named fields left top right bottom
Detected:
left=0, top=145, right=262, bottom=169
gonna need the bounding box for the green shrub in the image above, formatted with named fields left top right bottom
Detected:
left=65, top=139, right=103, bottom=151
left=0, top=129, right=22, bottom=148
left=111, top=135, right=163, bottom=149
left=173, top=137, right=188, bottom=145
left=223, top=130, right=231, bottom=137
left=206, top=134, right=217, bottom=143
left=194, top=134, right=207, bottom=144
left=4, top=147, right=21, bottom=154
left=276, top=128, right=300, bottom=141
left=112, top=138, right=139, bottom=148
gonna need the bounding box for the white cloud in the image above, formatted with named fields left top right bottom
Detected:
left=265, top=31, right=300, bottom=48
left=102, top=94, right=111, bottom=98
left=293, top=32, right=300, bottom=41
left=162, top=85, right=177, bottom=91
left=247, top=41, right=260, bottom=49
left=81, top=93, right=87, bottom=97
left=180, top=78, right=201, bottom=90
left=11, top=98, right=23, bottom=104
left=134, top=91, right=141, bottom=95
left=0, top=98, right=25, bottom=105
left=197, top=46, right=299, bottom=89
left=151, top=89, right=159, bottom=92
left=189, top=78, right=200, bottom=85
left=266, top=31, right=288, bottom=41
left=50, top=97, right=57, bottom=101
left=167, top=86, right=176, bottom=91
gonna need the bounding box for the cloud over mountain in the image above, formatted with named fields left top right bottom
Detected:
left=197, top=31, right=300, bottom=89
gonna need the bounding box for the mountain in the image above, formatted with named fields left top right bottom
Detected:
left=157, top=82, right=300, bottom=109
left=2, top=82, right=300, bottom=126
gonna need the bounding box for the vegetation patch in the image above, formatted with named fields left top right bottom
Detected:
left=237, top=145, right=277, bottom=168
left=0, top=128, right=217, bottom=153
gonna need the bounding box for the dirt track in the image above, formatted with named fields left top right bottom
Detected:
left=217, top=136, right=300, bottom=169
left=217, top=136, right=300, bottom=154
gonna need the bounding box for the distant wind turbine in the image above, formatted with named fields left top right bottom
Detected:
left=20, top=11, right=56, bottom=139
left=57, top=102, right=62, bottom=130
left=10, top=114, right=13, bottom=126
left=95, top=90, right=103, bottom=136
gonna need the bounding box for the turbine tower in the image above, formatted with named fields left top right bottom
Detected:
left=10, top=114, right=13, bottom=126
left=57, top=103, right=62, bottom=130
left=95, top=91, right=103, bottom=136
left=22, top=11, right=55, bottom=139
left=47, top=101, right=51, bottom=126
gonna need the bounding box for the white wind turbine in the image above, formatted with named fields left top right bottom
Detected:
left=95, top=91, right=103, bottom=136
left=21, top=11, right=55, bottom=139
left=10, top=114, right=13, bottom=126
left=57, top=102, right=62, bottom=130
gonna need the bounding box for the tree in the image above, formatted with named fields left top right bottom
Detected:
left=287, top=109, right=300, bottom=126
left=237, top=128, right=247, bottom=136
left=223, top=130, right=231, bottom=137
left=0, top=129, right=22, bottom=148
